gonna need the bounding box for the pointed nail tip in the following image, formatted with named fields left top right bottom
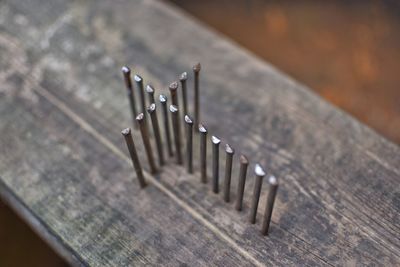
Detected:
left=136, top=113, right=145, bottom=121
left=184, top=115, right=193, bottom=124
left=269, top=175, right=278, bottom=185
left=159, top=94, right=167, bottom=102
left=134, top=75, right=142, bottom=82
left=211, top=135, right=221, bottom=144
left=193, top=62, right=201, bottom=72
left=146, top=85, right=154, bottom=93
left=255, top=164, right=266, bottom=176
left=147, top=103, right=156, bottom=112
left=169, top=81, right=178, bottom=90
left=169, top=105, right=178, bottom=112
left=199, top=124, right=207, bottom=133
left=240, top=155, right=249, bottom=164
left=121, top=66, right=130, bottom=73
left=121, top=128, right=131, bottom=135
left=225, top=144, right=234, bottom=154
left=180, top=72, right=187, bottom=80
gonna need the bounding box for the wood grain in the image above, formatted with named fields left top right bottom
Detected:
left=0, top=0, right=399, bottom=266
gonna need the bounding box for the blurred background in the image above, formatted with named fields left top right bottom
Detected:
left=1, top=1, right=399, bottom=266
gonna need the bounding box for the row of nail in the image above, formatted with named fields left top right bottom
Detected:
left=120, top=63, right=278, bottom=236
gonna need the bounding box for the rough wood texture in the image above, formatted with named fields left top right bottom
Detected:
left=0, top=0, right=399, bottom=266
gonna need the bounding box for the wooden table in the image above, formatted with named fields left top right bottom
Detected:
left=0, top=0, right=399, bottom=266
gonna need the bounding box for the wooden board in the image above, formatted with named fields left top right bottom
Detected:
left=0, top=0, right=399, bottom=266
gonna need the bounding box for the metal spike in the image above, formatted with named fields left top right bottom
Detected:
left=180, top=72, right=188, bottom=116
left=193, top=63, right=201, bottom=130
left=211, top=135, right=221, bottom=193
left=185, top=115, right=194, bottom=173
left=261, top=175, right=279, bottom=235
left=223, top=144, right=235, bottom=202
left=121, top=128, right=146, bottom=188
left=146, top=84, right=155, bottom=104
left=235, top=155, right=249, bottom=211
left=170, top=105, right=182, bottom=164
left=249, top=164, right=265, bottom=224
left=136, top=113, right=157, bottom=174
left=147, top=103, right=164, bottom=166
left=159, top=95, right=173, bottom=157
left=121, top=67, right=138, bottom=128
left=199, top=124, right=208, bottom=183
left=134, top=74, right=146, bottom=117
left=169, top=81, right=179, bottom=106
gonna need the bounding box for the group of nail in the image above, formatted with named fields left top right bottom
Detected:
left=120, top=63, right=278, bottom=236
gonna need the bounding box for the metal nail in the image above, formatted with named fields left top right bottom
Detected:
left=199, top=124, right=208, bottom=183
left=136, top=113, right=157, bottom=174
left=180, top=72, right=188, bottom=116
left=121, top=67, right=138, bottom=127
left=170, top=105, right=182, bottom=164
left=159, top=95, right=173, bottom=157
left=261, top=175, right=279, bottom=235
left=249, top=164, right=265, bottom=224
left=146, top=84, right=156, bottom=104
left=193, top=63, right=201, bottom=130
left=235, top=155, right=249, bottom=211
left=185, top=115, right=193, bottom=173
left=121, top=128, right=146, bottom=188
left=211, top=135, right=221, bottom=193
left=223, top=144, right=235, bottom=202
left=134, top=74, right=146, bottom=116
left=169, top=81, right=179, bottom=107
left=147, top=103, right=164, bottom=166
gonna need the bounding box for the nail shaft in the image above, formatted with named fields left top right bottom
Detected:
left=169, top=81, right=179, bottom=107
left=121, top=128, right=146, bottom=188
left=135, top=75, right=146, bottom=117
left=147, top=103, right=164, bottom=166
left=249, top=164, right=265, bottom=224
left=223, top=144, right=234, bottom=202
left=170, top=105, right=182, bottom=164
left=185, top=115, right=193, bottom=173
left=146, top=85, right=156, bottom=104
left=159, top=95, right=173, bottom=157
left=122, top=67, right=138, bottom=127
left=199, top=124, right=208, bottom=183
left=212, top=135, right=221, bottom=193
left=180, top=72, right=188, bottom=116
left=193, top=63, right=201, bottom=129
left=235, top=155, right=249, bottom=211
left=261, top=175, right=279, bottom=235
left=136, top=113, right=157, bottom=174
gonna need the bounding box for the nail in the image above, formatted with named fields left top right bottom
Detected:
left=146, top=84, right=155, bottom=104
left=159, top=95, right=173, bottom=157
left=121, top=128, right=146, bottom=188
left=193, top=63, right=201, bottom=130
left=134, top=74, right=146, bottom=116
left=249, top=164, right=265, bottom=224
left=223, top=144, right=235, bottom=202
left=169, top=81, right=179, bottom=107
left=199, top=124, right=207, bottom=183
left=261, top=175, right=279, bottom=235
left=147, top=103, right=164, bottom=166
left=185, top=115, right=193, bottom=173
left=121, top=67, right=138, bottom=127
left=136, top=113, right=157, bottom=174
left=170, top=105, right=182, bottom=164
left=235, top=155, right=249, bottom=211
left=211, top=135, right=221, bottom=193
left=180, top=72, right=188, bottom=116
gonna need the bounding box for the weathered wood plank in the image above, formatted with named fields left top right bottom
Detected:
left=0, top=0, right=399, bottom=266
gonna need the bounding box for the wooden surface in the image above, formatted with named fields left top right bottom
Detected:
left=0, top=0, right=399, bottom=266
